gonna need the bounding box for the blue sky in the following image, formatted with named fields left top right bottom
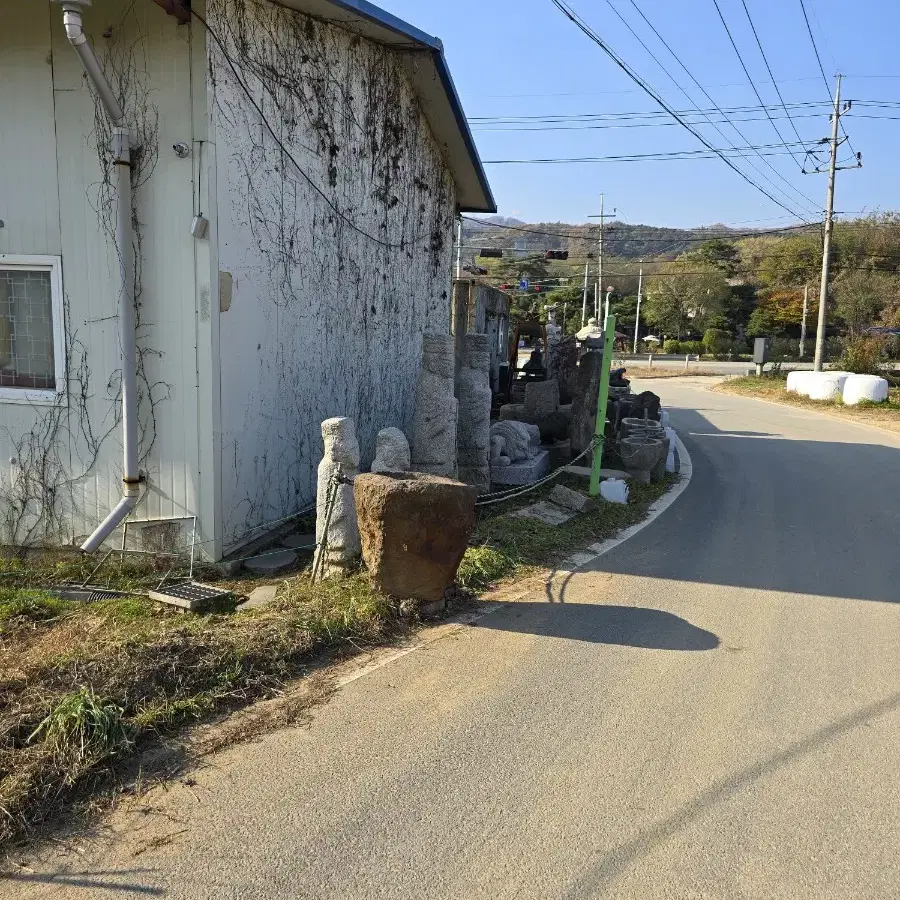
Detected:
left=379, top=0, right=899, bottom=228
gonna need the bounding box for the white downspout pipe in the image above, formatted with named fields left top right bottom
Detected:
left=56, top=2, right=142, bottom=552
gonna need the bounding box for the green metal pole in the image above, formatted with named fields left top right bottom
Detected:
left=589, top=314, right=616, bottom=496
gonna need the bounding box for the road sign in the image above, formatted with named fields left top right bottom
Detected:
left=519, top=279, right=528, bottom=291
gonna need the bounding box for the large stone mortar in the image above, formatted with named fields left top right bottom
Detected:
left=354, top=472, right=477, bottom=602
left=619, top=436, right=664, bottom=475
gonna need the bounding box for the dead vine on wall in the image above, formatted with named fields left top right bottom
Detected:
left=208, top=0, right=457, bottom=543
left=1, top=2, right=167, bottom=547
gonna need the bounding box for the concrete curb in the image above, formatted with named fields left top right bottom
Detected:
left=331, top=429, right=695, bottom=690
left=554, top=428, right=693, bottom=574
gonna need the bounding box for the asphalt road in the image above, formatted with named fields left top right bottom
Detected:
left=6, top=380, right=900, bottom=899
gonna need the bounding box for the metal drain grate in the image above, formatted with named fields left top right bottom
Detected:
left=149, top=581, right=232, bottom=611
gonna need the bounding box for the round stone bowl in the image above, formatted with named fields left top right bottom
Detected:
left=619, top=436, right=663, bottom=471
left=620, top=416, right=661, bottom=439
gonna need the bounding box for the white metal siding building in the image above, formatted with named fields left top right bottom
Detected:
left=0, top=0, right=494, bottom=559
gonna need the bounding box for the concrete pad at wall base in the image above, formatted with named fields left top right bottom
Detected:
left=243, top=549, right=298, bottom=575
left=491, top=450, right=550, bottom=486
left=237, top=585, right=279, bottom=611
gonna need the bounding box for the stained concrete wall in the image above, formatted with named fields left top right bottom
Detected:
left=208, top=0, right=457, bottom=549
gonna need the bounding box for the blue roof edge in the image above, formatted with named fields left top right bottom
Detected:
left=323, top=0, right=497, bottom=213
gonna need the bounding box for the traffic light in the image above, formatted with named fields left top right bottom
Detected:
left=478, top=248, right=503, bottom=258
left=545, top=250, right=569, bottom=260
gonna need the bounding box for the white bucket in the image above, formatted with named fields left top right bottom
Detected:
left=600, top=479, right=629, bottom=504
left=842, top=374, right=890, bottom=405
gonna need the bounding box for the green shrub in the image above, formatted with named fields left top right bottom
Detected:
left=838, top=336, right=887, bottom=375
left=681, top=340, right=704, bottom=356
left=663, top=339, right=680, bottom=354
left=703, top=328, right=731, bottom=355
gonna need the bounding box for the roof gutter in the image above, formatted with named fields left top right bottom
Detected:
left=54, top=0, right=142, bottom=552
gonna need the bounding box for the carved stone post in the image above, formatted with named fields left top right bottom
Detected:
left=411, top=333, right=458, bottom=478
left=456, top=333, right=492, bottom=493
left=314, top=417, right=361, bottom=578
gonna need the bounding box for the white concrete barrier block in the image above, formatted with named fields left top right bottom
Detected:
left=842, top=374, right=890, bottom=405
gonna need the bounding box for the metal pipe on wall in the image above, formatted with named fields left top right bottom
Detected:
left=56, top=1, right=142, bottom=552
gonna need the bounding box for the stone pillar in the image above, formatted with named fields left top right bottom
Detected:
left=314, top=417, right=361, bottom=578
left=456, top=333, right=492, bottom=493
left=451, top=279, right=471, bottom=383
left=411, top=333, right=459, bottom=478
left=569, top=350, right=603, bottom=458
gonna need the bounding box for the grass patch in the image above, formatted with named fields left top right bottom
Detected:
left=459, top=472, right=676, bottom=593
left=0, top=591, right=73, bottom=630
left=0, top=568, right=401, bottom=849
left=617, top=366, right=726, bottom=379
left=717, top=375, right=900, bottom=433
left=0, top=468, right=678, bottom=852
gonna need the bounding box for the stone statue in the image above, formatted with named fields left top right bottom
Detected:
left=489, top=421, right=541, bottom=466
left=371, top=427, right=410, bottom=474
left=456, top=333, right=492, bottom=493
left=314, top=417, right=361, bottom=578
left=575, top=318, right=604, bottom=350
left=411, top=333, right=458, bottom=478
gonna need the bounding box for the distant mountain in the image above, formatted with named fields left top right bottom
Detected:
left=461, top=218, right=770, bottom=260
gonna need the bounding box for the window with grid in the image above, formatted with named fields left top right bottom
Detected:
left=0, top=257, right=64, bottom=401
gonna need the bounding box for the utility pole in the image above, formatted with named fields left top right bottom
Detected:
left=633, top=265, right=643, bottom=354
left=597, top=193, right=604, bottom=320
left=581, top=261, right=590, bottom=327
left=799, top=283, right=809, bottom=358
left=588, top=194, right=616, bottom=321
left=806, top=74, right=861, bottom=371
left=455, top=216, right=462, bottom=279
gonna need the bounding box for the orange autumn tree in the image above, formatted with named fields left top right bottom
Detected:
left=747, top=288, right=814, bottom=336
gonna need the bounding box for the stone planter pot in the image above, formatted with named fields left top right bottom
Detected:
left=620, top=416, right=661, bottom=438
left=354, top=472, right=477, bottom=602
left=627, top=424, right=665, bottom=442
left=619, top=436, right=663, bottom=478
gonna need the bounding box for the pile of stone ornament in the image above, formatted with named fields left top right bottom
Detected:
left=312, top=332, right=487, bottom=603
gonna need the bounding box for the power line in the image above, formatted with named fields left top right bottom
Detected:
left=482, top=145, right=814, bottom=164
left=598, top=0, right=819, bottom=218
left=738, top=0, right=811, bottom=151
left=711, top=0, right=809, bottom=170
left=797, top=0, right=858, bottom=158
left=471, top=111, right=844, bottom=133
left=471, top=101, right=900, bottom=123
left=604, top=0, right=820, bottom=219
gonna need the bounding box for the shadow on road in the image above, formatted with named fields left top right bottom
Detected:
left=0, top=869, right=162, bottom=895
left=586, top=405, right=900, bottom=604
left=477, top=601, right=719, bottom=651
